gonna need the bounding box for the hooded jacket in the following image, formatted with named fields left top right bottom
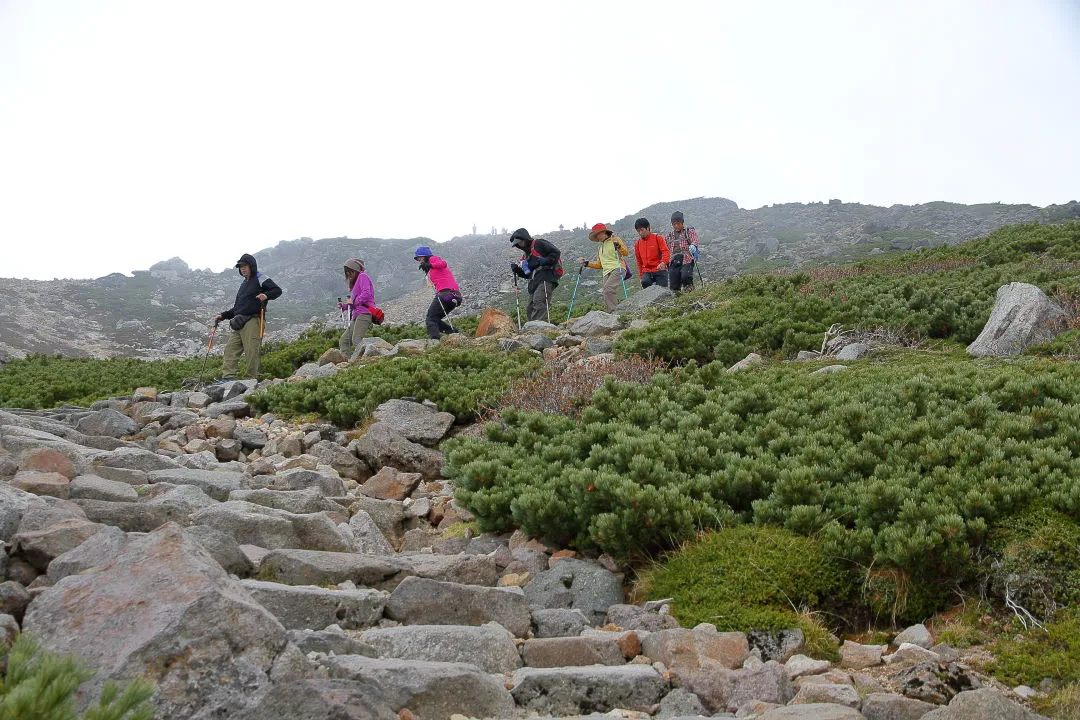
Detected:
left=220, top=253, right=282, bottom=320
left=513, top=234, right=561, bottom=292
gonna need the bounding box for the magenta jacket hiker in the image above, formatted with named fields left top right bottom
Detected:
left=348, top=271, right=375, bottom=318
left=414, top=246, right=462, bottom=340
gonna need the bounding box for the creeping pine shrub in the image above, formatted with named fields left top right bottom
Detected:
left=637, top=525, right=854, bottom=659
left=615, top=222, right=1080, bottom=365
left=447, top=352, right=1080, bottom=620
left=250, top=347, right=541, bottom=427
left=0, top=634, right=153, bottom=720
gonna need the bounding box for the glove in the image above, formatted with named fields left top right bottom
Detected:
left=511, top=262, right=526, bottom=278
left=419, top=259, right=432, bottom=273
left=520, top=259, right=532, bottom=274
left=337, top=302, right=348, bottom=311
left=689, top=245, right=699, bottom=261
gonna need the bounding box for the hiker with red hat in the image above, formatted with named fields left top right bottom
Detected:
left=414, top=246, right=462, bottom=339
left=337, top=258, right=376, bottom=360
left=633, top=218, right=671, bottom=289
left=578, top=223, right=630, bottom=313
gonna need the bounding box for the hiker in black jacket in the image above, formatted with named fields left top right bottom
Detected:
left=509, top=228, right=561, bottom=323
left=213, top=253, right=282, bottom=380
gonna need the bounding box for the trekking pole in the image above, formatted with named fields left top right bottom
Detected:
left=543, top=281, right=551, bottom=325
left=259, top=303, right=266, bottom=339
left=566, top=265, right=584, bottom=322
left=196, top=322, right=218, bottom=383
left=513, top=275, right=522, bottom=329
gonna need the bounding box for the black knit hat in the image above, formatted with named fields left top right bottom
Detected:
left=510, top=228, right=532, bottom=245
left=634, top=218, right=650, bottom=230
left=671, top=211, right=685, bottom=224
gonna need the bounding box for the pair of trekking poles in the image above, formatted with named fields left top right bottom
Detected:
left=511, top=273, right=556, bottom=327
left=565, top=263, right=630, bottom=322
left=190, top=303, right=265, bottom=387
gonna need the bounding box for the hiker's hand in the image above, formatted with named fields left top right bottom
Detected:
left=657, top=262, right=667, bottom=271
left=213, top=314, right=222, bottom=323
left=577, top=257, right=588, bottom=266
left=256, top=293, right=268, bottom=302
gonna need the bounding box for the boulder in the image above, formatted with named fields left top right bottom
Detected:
left=233, top=426, right=268, bottom=450
left=510, top=664, right=668, bottom=715
left=604, top=604, right=681, bottom=632
left=750, top=628, right=806, bottom=662
left=347, top=509, right=396, bottom=555
left=757, top=705, right=866, bottom=719
left=521, top=635, right=626, bottom=667
left=641, top=625, right=750, bottom=673
left=522, top=320, right=559, bottom=332
left=350, top=422, right=444, bottom=478
left=147, top=468, right=245, bottom=501
left=475, top=308, right=516, bottom=337
left=836, top=342, right=872, bottom=360
left=307, top=440, right=364, bottom=481
left=274, top=467, right=347, bottom=497
left=840, top=640, right=885, bottom=669
left=786, top=653, right=833, bottom=679
left=11, top=518, right=104, bottom=571
left=323, top=655, right=516, bottom=720
left=617, top=283, right=673, bottom=313
left=404, top=552, right=499, bottom=586
left=182, top=524, right=253, bottom=576
left=861, top=692, right=937, bottom=720
left=292, top=363, right=339, bottom=379
left=11, top=470, right=70, bottom=499
left=75, top=408, right=138, bottom=438
left=523, top=558, right=624, bottom=624
left=22, top=523, right=290, bottom=719
left=18, top=448, right=77, bottom=478
left=287, top=627, right=376, bottom=657
left=385, top=576, right=532, bottom=637
left=240, top=579, right=386, bottom=630
left=190, top=501, right=352, bottom=552
left=318, top=348, right=348, bottom=365
left=202, top=399, right=251, bottom=419
left=681, top=660, right=795, bottom=714
left=923, top=689, right=1049, bottom=719
left=791, top=683, right=862, bottom=708
left=0, top=483, right=47, bottom=541
left=532, top=607, right=592, bottom=638
left=729, top=353, right=765, bottom=372
left=893, top=623, right=935, bottom=649
left=230, top=487, right=345, bottom=519
left=350, top=496, right=408, bottom=546
left=94, top=446, right=179, bottom=472
left=259, top=549, right=413, bottom=590
left=360, top=465, right=423, bottom=501
left=967, top=282, right=1068, bottom=357
left=46, top=525, right=131, bottom=582
left=895, top=661, right=981, bottom=705
left=372, top=399, right=455, bottom=446
left=569, top=310, right=622, bottom=337
left=231, top=679, right=396, bottom=720
left=361, top=623, right=521, bottom=674
left=68, top=475, right=139, bottom=502
left=0, top=582, right=31, bottom=622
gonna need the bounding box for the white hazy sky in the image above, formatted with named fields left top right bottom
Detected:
left=2, top=1, right=1079, bottom=280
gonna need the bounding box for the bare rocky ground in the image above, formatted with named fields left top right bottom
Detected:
left=0, top=286, right=1062, bottom=719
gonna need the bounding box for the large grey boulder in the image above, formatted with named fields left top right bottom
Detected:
left=259, top=548, right=413, bottom=590
left=360, top=623, right=521, bottom=674
left=10, top=518, right=104, bottom=571
left=967, top=282, right=1067, bottom=357
left=350, top=496, right=408, bottom=546
left=522, top=320, right=559, bottom=332
left=239, top=579, right=386, bottom=630
left=306, top=441, right=364, bottom=481
left=75, top=409, right=137, bottom=438
left=895, top=661, right=980, bottom=705
left=47, top=525, right=131, bottom=582
left=68, top=475, right=139, bottom=502
left=569, top=310, right=623, bottom=337
left=323, top=655, right=516, bottom=720
left=372, top=399, right=455, bottom=446
left=287, top=628, right=377, bottom=657
left=190, top=501, right=352, bottom=552
left=523, top=558, right=623, bottom=624
left=921, top=688, right=1048, bottom=719
left=74, top=499, right=174, bottom=533
left=230, top=487, right=345, bottom=518
left=147, top=468, right=245, bottom=501
left=350, top=422, right=444, bottom=478
left=606, top=603, right=682, bottom=633
left=0, top=483, right=47, bottom=542
left=532, top=608, right=592, bottom=638
left=861, top=692, right=937, bottom=720
left=348, top=509, right=396, bottom=555
left=385, top=576, right=532, bottom=637
left=757, top=705, right=866, bottom=719
left=520, top=635, right=626, bottom=667
left=182, top=524, right=253, bottom=576
left=617, top=283, right=673, bottom=313
left=274, top=467, right=347, bottom=497
left=22, top=523, right=290, bottom=720
left=642, top=626, right=750, bottom=673
left=404, top=552, right=499, bottom=586
left=510, top=665, right=668, bottom=715
left=893, top=623, right=935, bottom=649
left=232, top=679, right=396, bottom=720
left=94, top=446, right=179, bottom=472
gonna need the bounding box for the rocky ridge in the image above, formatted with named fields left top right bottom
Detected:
left=3, top=198, right=1078, bottom=360
left=0, top=282, right=1064, bottom=719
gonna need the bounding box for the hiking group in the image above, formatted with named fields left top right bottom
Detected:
left=207, top=210, right=697, bottom=381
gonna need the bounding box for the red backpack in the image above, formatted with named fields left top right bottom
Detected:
left=530, top=246, right=564, bottom=278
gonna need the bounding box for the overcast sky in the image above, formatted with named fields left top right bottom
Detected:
left=2, top=1, right=1078, bottom=280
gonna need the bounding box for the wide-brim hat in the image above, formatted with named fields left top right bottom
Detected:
left=588, top=223, right=613, bottom=242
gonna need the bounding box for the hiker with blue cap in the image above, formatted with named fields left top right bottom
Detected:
left=414, top=246, right=462, bottom=339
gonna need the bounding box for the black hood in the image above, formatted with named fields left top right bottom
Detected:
left=235, top=253, right=258, bottom=276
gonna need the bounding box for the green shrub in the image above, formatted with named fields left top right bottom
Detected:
left=637, top=525, right=854, bottom=658
left=250, top=346, right=541, bottom=427
left=991, top=609, right=1080, bottom=687
left=447, top=352, right=1080, bottom=609
left=0, top=634, right=153, bottom=720
left=615, top=222, right=1080, bottom=364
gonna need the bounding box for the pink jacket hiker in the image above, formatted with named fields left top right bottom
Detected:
left=426, top=256, right=459, bottom=293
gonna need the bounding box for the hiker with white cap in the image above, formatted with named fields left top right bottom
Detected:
left=414, top=246, right=462, bottom=339
left=338, top=258, right=376, bottom=360
left=578, top=223, right=630, bottom=313
left=666, top=210, right=699, bottom=293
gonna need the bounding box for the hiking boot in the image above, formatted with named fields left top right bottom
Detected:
left=214, top=375, right=236, bottom=384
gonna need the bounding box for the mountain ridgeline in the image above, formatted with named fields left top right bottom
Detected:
left=0, top=197, right=1076, bottom=360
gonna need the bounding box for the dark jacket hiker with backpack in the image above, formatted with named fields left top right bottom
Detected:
left=509, top=228, right=561, bottom=323
left=213, top=253, right=282, bottom=380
